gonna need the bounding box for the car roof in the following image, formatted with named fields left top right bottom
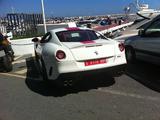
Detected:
left=50, top=27, right=93, bottom=33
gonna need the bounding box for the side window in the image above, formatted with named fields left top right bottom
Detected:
left=87, top=30, right=99, bottom=40
left=41, top=32, right=52, bottom=43
left=147, top=20, right=160, bottom=30
left=145, top=20, right=160, bottom=37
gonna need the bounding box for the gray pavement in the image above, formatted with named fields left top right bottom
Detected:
left=0, top=56, right=160, bottom=120
left=0, top=21, right=160, bottom=120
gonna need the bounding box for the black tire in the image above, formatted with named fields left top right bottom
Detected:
left=3, top=55, right=13, bottom=72
left=125, top=47, right=136, bottom=64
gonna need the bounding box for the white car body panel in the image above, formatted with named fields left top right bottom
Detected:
left=33, top=27, right=126, bottom=80
left=62, top=40, right=115, bottom=61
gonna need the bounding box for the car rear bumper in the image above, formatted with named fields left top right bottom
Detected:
left=46, top=54, right=126, bottom=80
left=57, top=54, right=126, bottom=73
left=58, top=64, right=126, bottom=79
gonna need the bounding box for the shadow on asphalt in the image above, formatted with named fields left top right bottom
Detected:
left=25, top=57, right=115, bottom=97
left=126, top=60, right=160, bottom=92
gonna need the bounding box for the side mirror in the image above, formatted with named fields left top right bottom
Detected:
left=32, top=37, right=39, bottom=42
left=138, top=29, right=145, bottom=37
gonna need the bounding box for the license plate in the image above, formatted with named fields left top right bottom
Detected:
left=0, top=50, right=5, bottom=57
left=84, top=58, right=107, bottom=66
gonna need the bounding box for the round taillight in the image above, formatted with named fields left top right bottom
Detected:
left=119, top=43, right=125, bottom=52
left=56, top=50, right=66, bottom=60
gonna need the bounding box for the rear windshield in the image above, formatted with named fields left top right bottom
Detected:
left=56, top=30, right=99, bottom=42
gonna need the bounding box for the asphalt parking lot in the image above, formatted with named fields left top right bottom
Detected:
left=0, top=54, right=160, bottom=120
left=4, top=53, right=160, bottom=90
left=0, top=54, right=40, bottom=79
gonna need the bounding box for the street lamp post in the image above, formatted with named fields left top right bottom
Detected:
left=41, top=0, right=47, bottom=33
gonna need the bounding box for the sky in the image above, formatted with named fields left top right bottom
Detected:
left=0, top=0, right=160, bottom=17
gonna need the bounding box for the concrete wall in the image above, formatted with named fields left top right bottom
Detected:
left=11, top=38, right=34, bottom=56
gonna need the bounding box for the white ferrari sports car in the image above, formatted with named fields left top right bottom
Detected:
left=32, top=27, right=126, bottom=86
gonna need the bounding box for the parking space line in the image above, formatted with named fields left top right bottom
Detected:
left=14, top=69, right=27, bottom=74
left=96, top=88, right=160, bottom=101
left=14, top=55, right=23, bottom=61
left=12, top=59, right=26, bottom=65
left=0, top=72, right=41, bottom=81
left=0, top=72, right=26, bottom=79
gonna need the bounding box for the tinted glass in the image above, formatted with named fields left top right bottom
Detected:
left=56, top=30, right=99, bottom=42
left=148, top=20, right=160, bottom=29
left=145, top=20, right=160, bottom=37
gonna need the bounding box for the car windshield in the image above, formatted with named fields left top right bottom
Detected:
left=56, top=30, right=99, bottom=42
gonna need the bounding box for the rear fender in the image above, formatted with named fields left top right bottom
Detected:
left=41, top=43, right=74, bottom=80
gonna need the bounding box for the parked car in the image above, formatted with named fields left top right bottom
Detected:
left=0, top=33, right=13, bottom=72
left=32, top=27, right=126, bottom=86
left=125, top=15, right=160, bottom=65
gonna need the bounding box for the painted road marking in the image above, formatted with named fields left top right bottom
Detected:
left=14, top=55, right=23, bottom=61
left=0, top=72, right=41, bottom=80
left=2, top=69, right=160, bottom=102
left=0, top=54, right=41, bottom=80
left=96, top=88, right=160, bottom=101
left=13, top=59, right=26, bottom=65
left=0, top=72, right=26, bottom=79
left=14, top=69, right=27, bottom=74
left=13, top=54, right=34, bottom=65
